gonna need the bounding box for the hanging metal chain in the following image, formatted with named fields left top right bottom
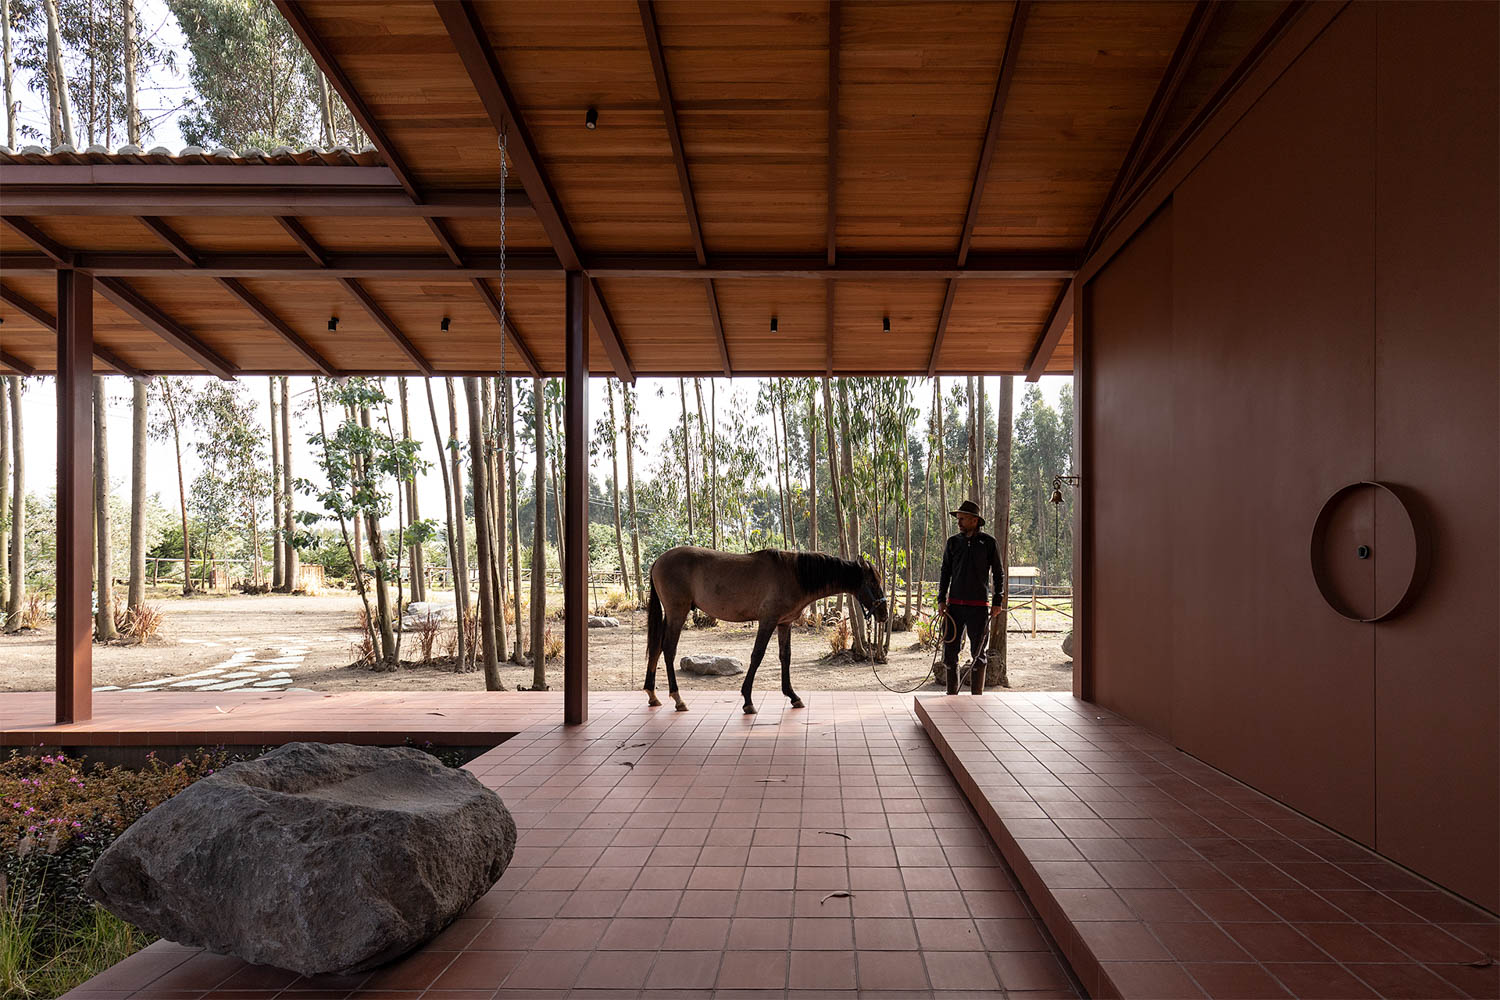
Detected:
left=498, top=127, right=508, bottom=382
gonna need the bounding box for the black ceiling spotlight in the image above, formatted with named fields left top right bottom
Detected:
left=585, top=107, right=599, bottom=130
left=327, top=316, right=339, bottom=331
left=770, top=315, right=778, bottom=334
left=441, top=317, right=451, bottom=332
left=882, top=316, right=891, bottom=333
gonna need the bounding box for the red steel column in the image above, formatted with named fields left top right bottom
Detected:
left=56, top=269, right=94, bottom=723
left=563, top=271, right=589, bottom=724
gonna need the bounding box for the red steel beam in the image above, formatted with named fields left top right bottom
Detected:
left=95, top=277, right=238, bottom=380
left=272, top=1, right=424, bottom=202
left=563, top=270, right=589, bottom=725
left=0, top=349, right=36, bottom=375
left=926, top=279, right=959, bottom=376
left=0, top=183, right=522, bottom=217
left=276, top=216, right=331, bottom=267
left=639, top=0, right=706, bottom=266
left=956, top=1, right=1030, bottom=267
left=471, top=277, right=540, bottom=376
left=0, top=284, right=144, bottom=377
left=1024, top=282, right=1073, bottom=381
left=56, top=269, right=93, bottom=723
left=703, top=279, right=731, bottom=376
left=586, top=279, right=633, bottom=383
left=136, top=216, right=201, bottom=266
left=338, top=277, right=436, bottom=376
left=426, top=218, right=467, bottom=267
left=3, top=215, right=74, bottom=266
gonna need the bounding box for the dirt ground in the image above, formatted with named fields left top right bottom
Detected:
left=0, top=591, right=1074, bottom=697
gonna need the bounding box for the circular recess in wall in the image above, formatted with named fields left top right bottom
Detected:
left=1309, top=481, right=1428, bottom=623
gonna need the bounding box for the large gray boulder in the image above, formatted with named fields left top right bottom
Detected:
left=87, top=742, right=515, bottom=976
left=1061, top=631, right=1075, bottom=659
left=680, top=653, right=744, bottom=676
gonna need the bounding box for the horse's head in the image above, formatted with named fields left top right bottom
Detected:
left=854, top=557, right=888, bottom=623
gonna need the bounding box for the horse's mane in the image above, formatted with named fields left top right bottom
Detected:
left=784, top=551, right=863, bottom=596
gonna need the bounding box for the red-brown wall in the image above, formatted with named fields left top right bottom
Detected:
left=1082, top=1, right=1498, bottom=911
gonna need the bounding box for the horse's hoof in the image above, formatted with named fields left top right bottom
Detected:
left=647, top=695, right=661, bottom=707
left=790, top=698, right=805, bottom=709
left=743, top=704, right=757, bottom=715
left=675, top=702, right=689, bottom=712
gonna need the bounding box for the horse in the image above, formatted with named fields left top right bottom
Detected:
left=645, top=546, right=888, bottom=714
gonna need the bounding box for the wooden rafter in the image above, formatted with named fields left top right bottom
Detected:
left=586, top=279, right=633, bottom=383
left=0, top=349, right=36, bottom=375
left=471, top=277, right=540, bottom=376
left=426, top=218, right=466, bottom=267
left=276, top=216, right=331, bottom=267
left=1024, top=283, right=1073, bottom=381
left=338, top=277, right=436, bottom=376
left=703, top=279, right=731, bottom=376
left=956, top=1, right=1030, bottom=267
left=136, top=215, right=341, bottom=376
left=95, top=277, right=237, bottom=380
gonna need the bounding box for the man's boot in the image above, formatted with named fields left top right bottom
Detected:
left=971, top=655, right=985, bottom=696
left=945, top=661, right=959, bottom=696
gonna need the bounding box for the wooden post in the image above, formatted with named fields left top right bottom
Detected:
left=563, top=271, right=589, bottom=725
left=1031, top=591, right=1038, bottom=638
left=56, top=269, right=93, bottom=724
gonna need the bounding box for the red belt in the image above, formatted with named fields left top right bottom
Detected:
left=945, top=598, right=991, bottom=607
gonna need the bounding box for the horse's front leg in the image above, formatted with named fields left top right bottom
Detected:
left=741, top=619, right=777, bottom=714
left=778, top=623, right=803, bottom=709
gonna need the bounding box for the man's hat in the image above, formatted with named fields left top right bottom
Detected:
left=949, top=499, right=985, bottom=527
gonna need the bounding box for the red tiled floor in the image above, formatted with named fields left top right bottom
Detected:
left=47, top=691, right=1082, bottom=1000
left=917, top=693, right=1500, bottom=1000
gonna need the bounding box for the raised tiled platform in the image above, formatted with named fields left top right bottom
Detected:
left=916, top=693, right=1500, bottom=999
left=25, top=690, right=1086, bottom=999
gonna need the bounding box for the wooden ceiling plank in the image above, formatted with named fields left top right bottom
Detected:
left=639, top=0, right=707, bottom=266
left=926, top=279, right=959, bottom=376
left=338, top=277, right=436, bottom=376
left=703, top=278, right=731, bottom=376
left=2, top=216, right=75, bottom=266
left=587, top=279, right=634, bottom=383
left=827, top=0, right=840, bottom=267
left=956, top=1, right=1031, bottom=268
left=271, top=0, right=424, bottom=202
left=471, top=277, right=541, bottom=376
left=95, top=276, right=238, bottom=380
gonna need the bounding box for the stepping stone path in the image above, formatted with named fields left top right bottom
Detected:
left=93, top=634, right=342, bottom=693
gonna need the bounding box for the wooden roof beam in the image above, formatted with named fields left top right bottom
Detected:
left=272, top=0, right=424, bottom=202
left=470, top=277, right=540, bottom=376
left=0, top=284, right=144, bottom=378
left=703, top=279, right=731, bottom=376
left=95, top=277, right=237, bottom=380
left=827, top=0, right=840, bottom=266
left=956, top=1, right=1030, bottom=267
left=137, top=216, right=341, bottom=376
left=0, top=182, right=525, bottom=218
left=426, top=218, right=466, bottom=267
left=276, top=216, right=331, bottom=267
left=338, top=277, right=436, bottom=376
left=639, top=0, right=706, bottom=266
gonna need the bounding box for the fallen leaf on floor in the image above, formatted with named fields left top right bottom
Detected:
left=619, top=761, right=636, bottom=768
left=820, top=891, right=853, bottom=904
left=818, top=830, right=851, bottom=840
left=213, top=705, right=234, bottom=714
left=755, top=777, right=785, bottom=782
left=1468, top=956, right=1495, bottom=969
left=427, top=712, right=445, bottom=716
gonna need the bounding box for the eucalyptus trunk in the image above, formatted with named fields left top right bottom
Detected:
left=807, top=388, right=818, bottom=616
left=358, top=406, right=396, bottom=667
left=709, top=379, right=720, bottom=549
left=269, top=379, right=284, bottom=591
left=127, top=379, right=147, bottom=609
left=398, top=379, right=426, bottom=602
left=42, top=0, right=72, bottom=148
left=779, top=383, right=797, bottom=549
left=624, top=385, right=643, bottom=595
left=3, top=0, right=15, bottom=148
left=463, top=378, right=502, bottom=688
left=444, top=380, right=471, bottom=656
left=529, top=377, right=548, bottom=688
left=122, top=0, right=139, bottom=144
left=679, top=378, right=694, bottom=541
left=0, top=379, right=8, bottom=603
left=426, top=378, right=464, bottom=667
left=976, top=376, right=987, bottom=504
left=487, top=378, right=509, bottom=660
left=966, top=375, right=979, bottom=502
left=988, top=375, right=1015, bottom=687
left=93, top=378, right=117, bottom=639
left=607, top=380, right=629, bottom=589
left=281, top=377, right=298, bottom=590
left=4, top=377, right=19, bottom=629
left=505, top=379, right=524, bottom=662
left=548, top=391, right=565, bottom=571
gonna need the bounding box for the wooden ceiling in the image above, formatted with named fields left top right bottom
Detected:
left=0, top=1, right=1295, bottom=380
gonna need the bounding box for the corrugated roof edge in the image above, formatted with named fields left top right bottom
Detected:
left=0, top=143, right=383, bottom=167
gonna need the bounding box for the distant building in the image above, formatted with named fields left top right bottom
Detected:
left=1007, top=566, right=1040, bottom=595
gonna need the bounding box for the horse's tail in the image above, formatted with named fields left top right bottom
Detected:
left=646, top=572, right=664, bottom=668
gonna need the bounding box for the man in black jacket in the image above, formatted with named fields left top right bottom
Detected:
left=937, top=499, right=1004, bottom=695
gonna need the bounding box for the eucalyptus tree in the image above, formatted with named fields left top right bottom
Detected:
left=148, top=377, right=196, bottom=593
